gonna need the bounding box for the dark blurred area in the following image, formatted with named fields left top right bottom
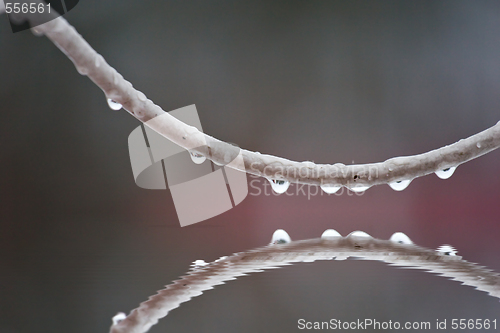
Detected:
left=1, top=1, right=500, bottom=332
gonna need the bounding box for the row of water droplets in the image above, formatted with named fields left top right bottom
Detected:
left=177, top=153, right=459, bottom=194
left=270, top=229, right=457, bottom=255
left=81, top=44, right=463, bottom=191
left=263, top=166, right=457, bottom=195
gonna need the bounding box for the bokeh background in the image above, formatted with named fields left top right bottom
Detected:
left=1, top=1, right=500, bottom=332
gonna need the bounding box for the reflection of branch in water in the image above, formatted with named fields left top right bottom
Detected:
left=110, top=230, right=500, bottom=333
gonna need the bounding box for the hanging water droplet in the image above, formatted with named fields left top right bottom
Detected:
left=271, top=229, right=291, bottom=244
left=476, top=142, right=482, bottom=148
left=347, top=231, right=372, bottom=238
left=267, top=178, right=290, bottom=194
left=349, top=185, right=370, bottom=192
left=389, top=232, right=413, bottom=244
left=435, top=166, right=456, bottom=179
left=107, top=98, right=122, bottom=111
left=320, top=184, right=341, bottom=194
left=436, top=245, right=457, bottom=256
left=189, top=151, right=206, bottom=164
left=191, top=259, right=209, bottom=268
left=112, top=312, right=126, bottom=325
left=321, top=229, right=342, bottom=238
left=137, top=91, right=147, bottom=102
left=389, top=179, right=412, bottom=191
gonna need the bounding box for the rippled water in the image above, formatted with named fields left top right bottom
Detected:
left=110, top=232, right=500, bottom=333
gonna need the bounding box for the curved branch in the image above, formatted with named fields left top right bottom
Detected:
left=28, top=15, right=500, bottom=190
left=109, top=231, right=500, bottom=333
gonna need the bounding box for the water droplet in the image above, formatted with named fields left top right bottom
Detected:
left=321, top=229, right=342, bottom=238
left=388, top=166, right=394, bottom=172
left=267, top=178, right=290, bottom=194
left=435, top=166, right=456, bottom=179
left=320, top=184, right=341, bottom=194
left=271, top=229, right=291, bottom=244
left=347, top=231, right=372, bottom=238
left=389, top=232, right=413, bottom=244
left=476, top=142, right=482, bottom=148
left=436, top=245, right=457, bottom=256
left=388, top=179, right=411, bottom=191
left=107, top=99, right=122, bottom=111
left=112, top=312, right=126, bottom=325
left=137, top=91, right=147, bottom=102
left=191, top=259, right=208, bottom=268
left=349, top=185, right=370, bottom=192
left=215, top=256, right=228, bottom=262
left=31, top=27, right=43, bottom=36
left=189, top=151, right=206, bottom=164
left=335, top=255, right=348, bottom=261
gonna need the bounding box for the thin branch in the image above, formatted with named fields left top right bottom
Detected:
left=23, top=14, right=500, bottom=190
left=110, top=231, right=500, bottom=333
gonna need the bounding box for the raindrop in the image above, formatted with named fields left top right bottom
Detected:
left=436, top=245, right=457, bottom=256
left=435, top=166, right=456, bottom=179
left=389, top=179, right=411, bottom=191
left=271, top=229, right=291, bottom=244
left=389, top=232, right=413, bottom=244
left=321, top=229, right=341, bottom=238
left=191, top=259, right=208, bottom=268
left=320, top=184, right=341, bottom=194
left=112, top=313, right=126, bottom=325
left=349, top=185, right=370, bottom=192
left=189, top=151, right=206, bottom=164
left=107, top=98, right=122, bottom=111
left=137, top=91, right=147, bottom=102
left=476, top=142, right=482, bottom=148
left=347, top=231, right=372, bottom=238
left=267, top=178, right=290, bottom=194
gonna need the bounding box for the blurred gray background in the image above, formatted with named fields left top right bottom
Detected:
left=1, top=1, right=500, bottom=332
